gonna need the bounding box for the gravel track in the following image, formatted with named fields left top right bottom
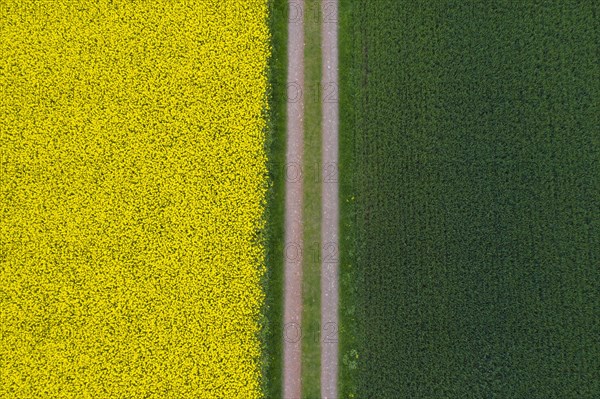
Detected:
left=320, top=0, right=340, bottom=398
left=283, top=1, right=305, bottom=398
left=283, top=1, right=339, bottom=397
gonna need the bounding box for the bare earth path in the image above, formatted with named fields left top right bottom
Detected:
left=284, top=1, right=340, bottom=397
left=283, top=1, right=304, bottom=398
left=320, top=1, right=340, bottom=398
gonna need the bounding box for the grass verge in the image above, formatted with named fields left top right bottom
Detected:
left=301, top=1, right=323, bottom=398
left=338, top=2, right=360, bottom=398
left=262, top=1, right=288, bottom=398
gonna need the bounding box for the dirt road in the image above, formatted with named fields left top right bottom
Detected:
left=320, top=1, right=340, bottom=398
left=283, top=1, right=339, bottom=397
left=283, top=1, right=304, bottom=398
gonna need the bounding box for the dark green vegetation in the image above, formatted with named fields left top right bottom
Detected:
left=263, top=1, right=287, bottom=398
left=340, top=1, right=599, bottom=398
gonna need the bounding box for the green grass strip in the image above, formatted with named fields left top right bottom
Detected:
left=262, top=1, right=288, bottom=398
left=301, top=0, right=323, bottom=397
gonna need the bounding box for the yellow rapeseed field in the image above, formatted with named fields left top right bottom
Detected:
left=0, top=1, right=269, bottom=397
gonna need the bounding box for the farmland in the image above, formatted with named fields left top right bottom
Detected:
left=340, top=1, right=599, bottom=398
left=0, top=1, right=270, bottom=397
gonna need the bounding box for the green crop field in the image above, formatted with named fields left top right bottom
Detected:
left=340, top=1, right=599, bottom=398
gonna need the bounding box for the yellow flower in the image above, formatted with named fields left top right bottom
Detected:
left=0, top=1, right=269, bottom=397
